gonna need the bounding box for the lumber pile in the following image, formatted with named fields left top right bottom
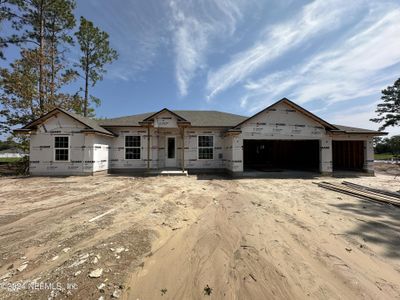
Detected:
left=316, top=181, right=400, bottom=207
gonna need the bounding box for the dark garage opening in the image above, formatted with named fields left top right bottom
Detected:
left=332, top=141, right=364, bottom=171
left=243, top=140, right=320, bottom=171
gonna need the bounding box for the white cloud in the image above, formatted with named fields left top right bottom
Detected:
left=243, top=7, right=400, bottom=112
left=206, top=0, right=362, bottom=99
left=169, top=0, right=249, bottom=96
left=81, top=0, right=169, bottom=81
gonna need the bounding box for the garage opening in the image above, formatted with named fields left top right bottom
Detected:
left=332, top=141, right=364, bottom=171
left=243, top=140, right=320, bottom=171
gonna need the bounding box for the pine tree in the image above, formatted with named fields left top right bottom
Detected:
left=75, top=17, right=118, bottom=117
left=0, top=49, right=40, bottom=133
left=1, top=0, right=76, bottom=113
left=371, top=78, right=400, bottom=130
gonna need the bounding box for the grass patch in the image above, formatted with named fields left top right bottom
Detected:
left=0, top=157, right=23, bottom=163
left=375, top=153, right=396, bottom=160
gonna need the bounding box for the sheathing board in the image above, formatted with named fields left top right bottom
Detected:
left=27, top=106, right=374, bottom=175
left=29, top=113, right=111, bottom=175
left=108, top=127, right=226, bottom=170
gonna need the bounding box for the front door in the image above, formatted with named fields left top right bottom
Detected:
left=165, top=136, right=177, bottom=168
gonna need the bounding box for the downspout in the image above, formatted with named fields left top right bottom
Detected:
left=147, top=125, right=150, bottom=170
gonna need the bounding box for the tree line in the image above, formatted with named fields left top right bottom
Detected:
left=374, top=136, right=400, bottom=159
left=0, top=0, right=118, bottom=137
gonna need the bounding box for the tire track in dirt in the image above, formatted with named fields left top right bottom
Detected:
left=124, top=190, right=295, bottom=300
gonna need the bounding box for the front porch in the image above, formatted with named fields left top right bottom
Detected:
left=148, top=127, right=187, bottom=171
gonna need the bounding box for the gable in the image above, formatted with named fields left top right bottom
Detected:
left=16, top=108, right=115, bottom=136
left=35, top=112, right=87, bottom=134
left=234, top=98, right=336, bottom=130
left=239, top=101, right=327, bottom=137
left=153, top=111, right=179, bottom=128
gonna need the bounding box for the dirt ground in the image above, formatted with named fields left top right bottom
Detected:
left=0, top=167, right=399, bottom=300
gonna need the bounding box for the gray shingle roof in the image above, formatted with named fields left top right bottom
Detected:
left=332, top=124, right=383, bottom=134
left=16, top=105, right=386, bottom=137
left=98, top=110, right=248, bottom=127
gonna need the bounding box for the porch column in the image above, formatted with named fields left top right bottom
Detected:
left=181, top=126, right=185, bottom=171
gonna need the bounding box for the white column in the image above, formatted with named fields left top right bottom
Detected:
left=319, top=137, right=332, bottom=175
left=232, top=135, right=243, bottom=173
left=363, top=137, right=374, bottom=174
left=83, top=134, right=94, bottom=174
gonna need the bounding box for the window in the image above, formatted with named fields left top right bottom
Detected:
left=198, top=136, right=214, bottom=159
left=125, top=136, right=141, bottom=159
left=54, top=136, right=69, bottom=161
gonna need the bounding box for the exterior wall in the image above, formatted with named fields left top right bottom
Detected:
left=108, top=127, right=152, bottom=170
left=107, top=125, right=227, bottom=171
left=240, top=102, right=325, bottom=140
left=154, top=111, right=179, bottom=128
left=92, top=135, right=111, bottom=172
left=29, top=112, right=111, bottom=176
left=237, top=102, right=326, bottom=173
left=364, top=137, right=375, bottom=174
left=222, top=135, right=233, bottom=171
left=184, top=128, right=225, bottom=170
left=319, top=136, right=333, bottom=174
left=231, top=135, right=243, bottom=172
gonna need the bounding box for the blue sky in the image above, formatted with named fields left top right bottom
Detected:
left=3, top=0, right=400, bottom=135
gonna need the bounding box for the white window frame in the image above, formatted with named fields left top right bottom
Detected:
left=198, top=135, right=214, bottom=160
left=125, top=135, right=141, bottom=160
left=54, top=135, right=70, bottom=162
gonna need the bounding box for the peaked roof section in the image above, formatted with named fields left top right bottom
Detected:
left=232, top=98, right=338, bottom=130
left=14, top=98, right=386, bottom=136
left=142, top=108, right=188, bottom=122
left=99, top=110, right=248, bottom=127
left=15, top=108, right=115, bottom=136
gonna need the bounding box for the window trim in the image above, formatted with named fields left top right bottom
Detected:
left=124, top=135, right=141, bottom=160
left=53, top=135, right=70, bottom=162
left=197, top=135, right=214, bottom=160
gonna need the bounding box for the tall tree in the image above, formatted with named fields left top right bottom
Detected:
left=0, top=0, right=12, bottom=59
left=75, top=17, right=118, bottom=117
left=1, top=0, right=76, bottom=113
left=370, top=78, right=400, bottom=130
left=0, top=49, right=40, bottom=133
left=45, top=0, right=76, bottom=107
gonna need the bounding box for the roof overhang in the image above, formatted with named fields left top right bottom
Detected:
left=330, top=130, right=388, bottom=136
left=14, top=108, right=115, bottom=137
left=13, top=129, right=32, bottom=135
left=80, top=129, right=118, bottom=137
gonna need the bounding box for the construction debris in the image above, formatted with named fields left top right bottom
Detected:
left=89, top=268, right=103, bottom=278
left=342, top=181, right=400, bottom=199
left=17, top=264, right=28, bottom=272
left=316, top=182, right=400, bottom=207
left=89, top=209, right=117, bottom=223
left=112, top=289, right=122, bottom=298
